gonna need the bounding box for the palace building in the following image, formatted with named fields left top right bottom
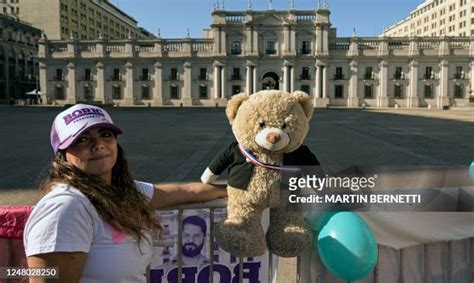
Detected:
left=37, top=5, right=474, bottom=108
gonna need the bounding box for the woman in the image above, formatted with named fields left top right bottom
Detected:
left=23, top=104, right=226, bottom=282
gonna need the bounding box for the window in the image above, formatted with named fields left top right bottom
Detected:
left=232, top=85, right=241, bottom=95
left=112, top=85, right=121, bottom=99
left=170, top=85, right=179, bottom=99
left=141, top=68, right=149, bottom=81
left=424, top=84, right=433, bottom=98
left=364, top=67, right=373, bottom=79
left=334, top=85, right=344, bottom=98
left=394, top=85, right=403, bottom=98
left=199, top=85, right=208, bottom=99
left=334, top=67, right=344, bottom=80
left=300, top=85, right=310, bottom=95
left=55, top=69, right=63, bottom=81
left=84, top=85, right=94, bottom=100
left=424, top=67, right=433, bottom=79
left=231, top=41, right=241, bottom=55
left=231, top=68, right=241, bottom=80
left=454, top=84, right=464, bottom=98
left=301, top=41, right=310, bottom=54
left=112, top=68, right=121, bottom=81
left=266, top=41, right=276, bottom=54
left=55, top=85, right=65, bottom=100
left=364, top=84, right=373, bottom=98
left=455, top=66, right=464, bottom=79
left=199, top=68, right=207, bottom=80
left=301, top=67, right=310, bottom=80
left=84, top=68, right=91, bottom=81
left=394, top=67, right=403, bottom=79
left=142, top=85, right=150, bottom=100
left=170, top=68, right=178, bottom=80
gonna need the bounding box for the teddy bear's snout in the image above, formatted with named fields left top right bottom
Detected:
left=255, top=127, right=290, bottom=151
left=266, top=133, right=281, bottom=144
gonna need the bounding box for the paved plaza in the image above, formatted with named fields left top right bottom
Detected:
left=0, top=106, right=473, bottom=205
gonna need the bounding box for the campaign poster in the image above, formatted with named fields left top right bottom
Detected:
left=150, top=209, right=277, bottom=283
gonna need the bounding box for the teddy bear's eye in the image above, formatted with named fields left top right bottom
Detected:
left=259, top=121, right=266, bottom=128
left=282, top=123, right=287, bottom=129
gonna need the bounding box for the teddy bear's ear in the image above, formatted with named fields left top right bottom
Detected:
left=226, top=93, right=249, bottom=124
left=291, top=91, right=314, bottom=120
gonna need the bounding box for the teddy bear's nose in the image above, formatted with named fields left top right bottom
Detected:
left=266, top=133, right=281, bottom=144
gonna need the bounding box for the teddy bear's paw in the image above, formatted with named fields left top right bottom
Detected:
left=215, top=220, right=266, bottom=257
left=266, top=224, right=313, bottom=257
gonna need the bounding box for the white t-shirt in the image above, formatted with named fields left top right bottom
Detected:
left=24, top=180, right=155, bottom=283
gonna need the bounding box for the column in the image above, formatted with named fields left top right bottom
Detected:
left=183, top=61, right=193, bottom=106
left=315, top=64, right=321, bottom=98
left=66, top=62, right=76, bottom=104
left=377, top=60, right=389, bottom=107
left=290, top=26, right=296, bottom=55
left=283, top=64, right=289, bottom=92
left=124, top=62, right=134, bottom=105
left=290, top=65, right=295, bottom=92
left=322, top=26, right=329, bottom=56
left=315, top=27, right=323, bottom=55
left=246, top=64, right=253, bottom=94
left=39, top=62, right=48, bottom=104
left=253, top=65, right=258, bottom=93
left=438, top=60, right=449, bottom=109
left=283, top=26, right=290, bottom=54
left=221, top=65, right=226, bottom=98
left=348, top=60, right=359, bottom=108
left=246, top=27, right=253, bottom=55
left=153, top=62, right=164, bottom=106
left=408, top=60, right=419, bottom=108
left=322, top=65, right=328, bottom=98
left=253, top=29, right=258, bottom=55
left=214, top=64, right=221, bottom=99
left=95, top=62, right=105, bottom=103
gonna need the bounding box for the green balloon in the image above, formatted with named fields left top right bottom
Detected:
left=316, top=212, right=378, bottom=281
left=469, top=161, right=474, bottom=182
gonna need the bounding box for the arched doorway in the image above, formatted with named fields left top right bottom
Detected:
left=262, top=72, right=279, bottom=90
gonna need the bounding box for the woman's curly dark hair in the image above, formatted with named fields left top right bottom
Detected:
left=39, top=144, right=162, bottom=243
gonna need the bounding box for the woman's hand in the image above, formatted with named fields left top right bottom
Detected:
left=150, top=182, right=227, bottom=210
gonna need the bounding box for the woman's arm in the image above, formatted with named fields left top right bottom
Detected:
left=27, top=252, right=88, bottom=283
left=150, top=182, right=227, bottom=209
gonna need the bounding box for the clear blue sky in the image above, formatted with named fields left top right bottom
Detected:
left=114, top=0, right=424, bottom=38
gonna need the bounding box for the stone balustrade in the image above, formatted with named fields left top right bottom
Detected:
left=41, top=39, right=216, bottom=58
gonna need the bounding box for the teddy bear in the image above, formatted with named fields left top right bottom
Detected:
left=200, top=90, right=320, bottom=258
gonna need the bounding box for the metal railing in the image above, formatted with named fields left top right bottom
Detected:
left=150, top=198, right=277, bottom=283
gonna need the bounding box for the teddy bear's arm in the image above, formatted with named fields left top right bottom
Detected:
left=201, top=142, right=236, bottom=184
left=201, top=167, right=219, bottom=184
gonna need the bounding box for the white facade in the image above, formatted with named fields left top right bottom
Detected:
left=39, top=8, right=474, bottom=109
left=384, top=0, right=472, bottom=37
